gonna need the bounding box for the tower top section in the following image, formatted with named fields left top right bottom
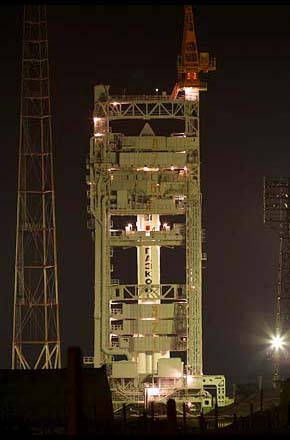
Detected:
left=172, top=5, right=216, bottom=98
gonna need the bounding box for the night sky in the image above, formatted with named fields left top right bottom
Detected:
left=1, top=5, right=290, bottom=386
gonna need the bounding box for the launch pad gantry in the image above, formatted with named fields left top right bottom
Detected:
left=87, top=6, right=229, bottom=413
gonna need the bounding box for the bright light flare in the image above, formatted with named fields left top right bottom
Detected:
left=147, top=387, right=160, bottom=397
left=186, top=375, right=194, bottom=385
left=184, top=87, right=199, bottom=101
left=271, top=335, right=285, bottom=351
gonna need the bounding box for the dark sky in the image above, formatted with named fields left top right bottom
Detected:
left=1, top=5, right=290, bottom=386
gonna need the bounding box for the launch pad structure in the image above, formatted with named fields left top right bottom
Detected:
left=87, top=6, right=230, bottom=413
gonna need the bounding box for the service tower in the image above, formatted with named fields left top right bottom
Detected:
left=87, top=6, right=227, bottom=413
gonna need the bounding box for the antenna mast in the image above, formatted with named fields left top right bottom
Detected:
left=12, top=5, right=61, bottom=369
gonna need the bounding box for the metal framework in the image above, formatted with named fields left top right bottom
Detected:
left=12, top=5, right=61, bottom=369
left=87, top=6, right=228, bottom=413
left=264, top=177, right=290, bottom=383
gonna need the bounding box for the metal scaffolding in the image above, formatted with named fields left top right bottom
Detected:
left=12, top=5, right=61, bottom=369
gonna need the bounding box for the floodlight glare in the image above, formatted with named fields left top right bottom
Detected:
left=271, top=335, right=285, bottom=351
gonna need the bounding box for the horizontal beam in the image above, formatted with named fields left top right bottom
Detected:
left=110, top=230, right=184, bottom=247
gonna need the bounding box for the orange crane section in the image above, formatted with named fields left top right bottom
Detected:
left=172, top=5, right=216, bottom=98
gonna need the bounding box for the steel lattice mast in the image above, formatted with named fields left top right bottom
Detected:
left=12, top=5, right=61, bottom=369
left=264, top=177, right=290, bottom=383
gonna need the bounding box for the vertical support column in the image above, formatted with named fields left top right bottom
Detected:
left=91, top=91, right=111, bottom=367
left=91, top=128, right=105, bottom=367
left=187, top=192, right=203, bottom=374
left=192, top=196, right=203, bottom=375
left=93, top=178, right=110, bottom=367
left=186, top=94, right=203, bottom=376
left=93, top=193, right=103, bottom=367
left=102, top=192, right=111, bottom=363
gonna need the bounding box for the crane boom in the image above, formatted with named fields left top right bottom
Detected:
left=172, top=5, right=216, bottom=98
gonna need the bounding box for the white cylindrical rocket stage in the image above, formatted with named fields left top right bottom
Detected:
left=136, top=214, right=169, bottom=374
left=137, top=214, right=160, bottom=301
